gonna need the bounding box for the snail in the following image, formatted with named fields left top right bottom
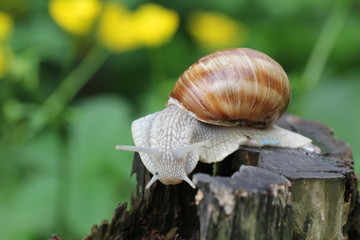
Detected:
left=116, top=48, right=314, bottom=189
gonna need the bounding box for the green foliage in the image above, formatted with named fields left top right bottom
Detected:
left=0, top=132, right=60, bottom=240
left=0, top=0, right=359, bottom=239
left=294, top=75, right=360, bottom=174
left=66, top=95, right=135, bottom=238
left=0, top=95, right=136, bottom=239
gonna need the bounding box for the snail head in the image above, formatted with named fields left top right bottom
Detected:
left=115, top=141, right=208, bottom=189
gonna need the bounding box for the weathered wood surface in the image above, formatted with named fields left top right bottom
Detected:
left=52, top=115, right=359, bottom=240
left=194, top=167, right=293, bottom=240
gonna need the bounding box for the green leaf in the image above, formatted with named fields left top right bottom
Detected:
left=0, top=131, right=61, bottom=240
left=66, top=95, right=136, bottom=238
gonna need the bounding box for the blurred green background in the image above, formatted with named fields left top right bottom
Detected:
left=0, top=0, right=359, bottom=239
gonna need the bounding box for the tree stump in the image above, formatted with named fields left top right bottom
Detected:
left=54, top=115, right=359, bottom=240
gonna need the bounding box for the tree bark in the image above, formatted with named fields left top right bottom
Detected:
left=54, top=115, right=359, bottom=240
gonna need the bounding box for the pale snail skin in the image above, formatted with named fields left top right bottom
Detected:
left=116, top=48, right=314, bottom=189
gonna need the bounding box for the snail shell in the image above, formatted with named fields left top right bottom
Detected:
left=168, top=48, right=291, bottom=127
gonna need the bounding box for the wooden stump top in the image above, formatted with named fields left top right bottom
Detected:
left=53, top=115, right=359, bottom=240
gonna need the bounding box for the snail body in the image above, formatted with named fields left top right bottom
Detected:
left=116, top=48, right=313, bottom=189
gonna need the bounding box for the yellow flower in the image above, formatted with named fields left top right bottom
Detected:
left=187, top=11, right=247, bottom=49
left=0, top=12, right=13, bottom=42
left=97, top=2, right=179, bottom=52
left=133, top=4, right=179, bottom=47
left=97, top=2, right=138, bottom=52
left=49, top=0, right=101, bottom=35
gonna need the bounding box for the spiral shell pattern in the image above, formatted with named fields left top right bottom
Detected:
left=167, top=48, right=291, bottom=127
